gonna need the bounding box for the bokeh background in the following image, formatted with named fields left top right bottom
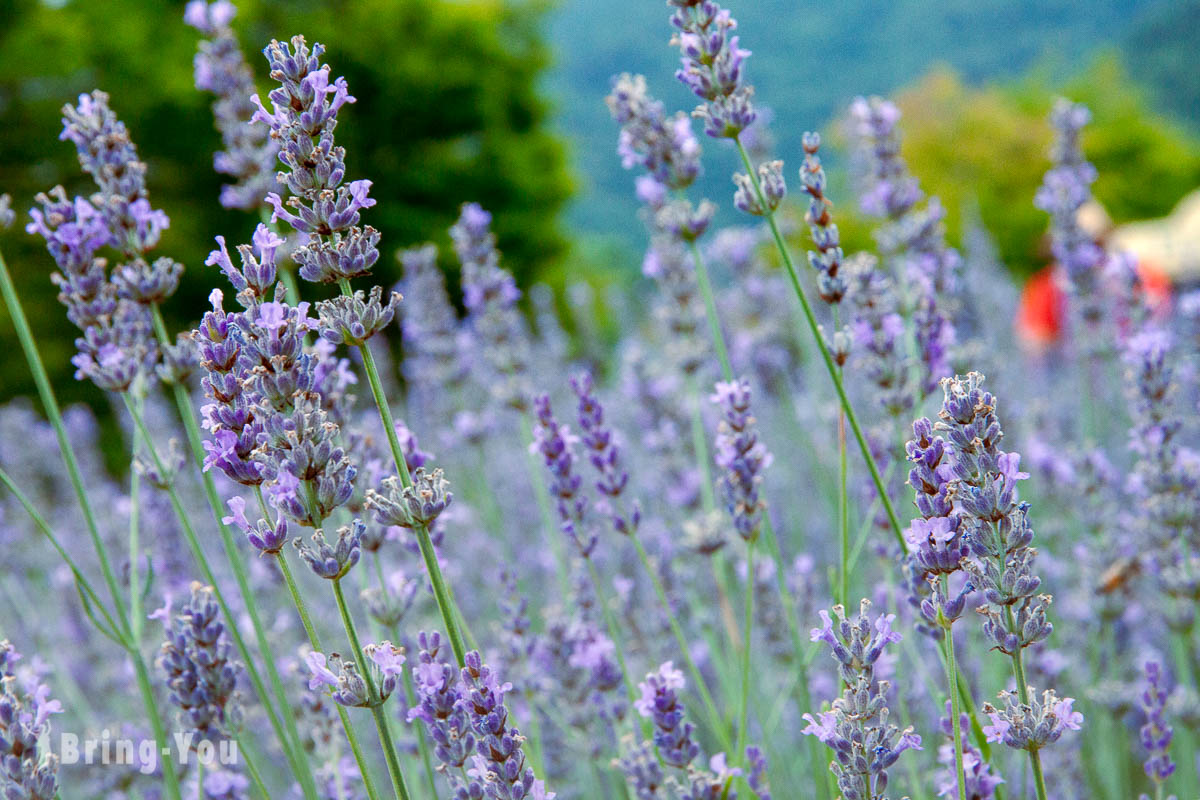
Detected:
left=1, top=0, right=1198, bottom=409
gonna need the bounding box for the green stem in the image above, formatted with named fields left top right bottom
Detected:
left=686, top=240, right=734, bottom=379
left=273, top=548, right=384, bottom=800
left=333, top=578, right=412, bottom=800
left=736, top=540, right=755, bottom=758
left=1004, top=606, right=1048, bottom=800
left=940, top=580, right=966, bottom=800
left=129, top=393, right=144, bottom=643
left=0, top=246, right=130, bottom=633
left=733, top=139, right=906, bottom=553
left=0, top=248, right=182, bottom=800
left=235, top=733, right=272, bottom=800
left=340, top=280, right=468, bottom=667
left=629, top=535, right=733, bottom=752
left=147, top=305, right=320, bottom=800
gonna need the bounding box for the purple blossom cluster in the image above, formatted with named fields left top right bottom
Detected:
left=5, top=4, right=1200, bottom=800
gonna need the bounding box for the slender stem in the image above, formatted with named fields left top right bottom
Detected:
left=629, top=535, right=733, bottom=752
left=273, top=548, right=384, bottom=800
left=733, top=140, right=906, bottom=553
left=124, top=389, right=316, bottom=800
left=0, top=246, right=130, bottom=633
left=941, top=578, right=966, bottom=800
left=519, top=413, right=572, bottom=599
left=736, top=540, right=756, bottom=758
left=333, top=578, right=412, bottom=800
left=340, top=280, right=467, bottom=667
left=1004, top=606, right=1048, bottom=800
left=147, top=306, right=320, bottom=800
left=686, top=240, right=734, bottom=379
left=235, top=733, right=272, bottom=800
left=583, top=559, right=644, bottom=726
left=128, top=393, right=144, bottom=643
left=688, top=377, right=717, bottom=511
left=0, top=249, right=181, bottom=800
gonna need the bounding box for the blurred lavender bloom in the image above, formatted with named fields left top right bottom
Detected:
left=157, top=582, right=243, bottom=736
left=732, top=160, right=785, bottom=217
left=635, top=662, right=699, bottom=768
left=365, top=468, right=452, bottom=530
left=607, top=73, right=702, bottom=190
left=571, top=372, right=640, bottom=536
left=935, top=705, right=1002, bottom=799
left=305, top=643, right=401, bottom=708
left=397, top=243, right=466, bottom=393
left=668, top=1, right=756, bottom=139
left=0, top=641, right=62, bottom=800
left=1139, top=661, right=1175, bottom=784
left=453, top=202, right=532, bottom=411
left=184, top=1, right=279, bottom=210
left=531, top=393, right=596, bottom=557
left=408, top=632, right=477, bottom=780
left=982, top=689, right=1082, bottom=751
left=710, top=378, right=771, bottom=541
left=643, top=238, right=709, bottom=375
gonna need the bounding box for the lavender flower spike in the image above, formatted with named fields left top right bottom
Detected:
left=572, top=371, right=640, bottom=535
left=805, top=601, right=922, bottom=800
left=800, top=131, right=847, bottom=304
left=531, top=393, right=597, bottom=557
left=0, top=641, right=63, bottom=800
left=158, top=582, right=243, bottom=736
left=1139, top=661, right=1175, bottom=785
left=184, top=1, right=279, bottom=210
left=635, top=661, right=700, bottom=769
left=606, top=73, right=702, bottom=191
left=252, top=36, right=379, bottom=282
left=668, top=0, right=757, bottom=139
left=711, top=378, right=772, bottom=542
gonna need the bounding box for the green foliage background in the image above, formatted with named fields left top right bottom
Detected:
left=0, top=0, right=572, bottom=404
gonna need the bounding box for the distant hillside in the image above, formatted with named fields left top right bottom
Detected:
left=542, top=0, right=1170, bottom=261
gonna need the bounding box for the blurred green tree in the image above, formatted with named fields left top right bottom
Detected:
left=833, top=57, right=1200, bottom=280
left=0, top=0, right=572, bottom=404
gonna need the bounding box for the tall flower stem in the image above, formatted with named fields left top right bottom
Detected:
left=267, top=522, right=384, bottom=800
left=148, top=306, right=319, bottom=800
left=686, top=240, right=734, bottom=379
left=629, top=535, right=733, bottom=752
left=332, top=577, right=413, bottom=800
left=234, top=733, right=272, bottom=800
left=832, top=305, right=850, bottom=608
left=733, top=139, right=906, bottom=552
left=124, top=340, right=320, bottom=800
left=1004, top=605, right=1049, bottom=800
left=941, top=577, right=966, bottom=800
left=0, top=249, right=183, bottom=800
left=339, top=279, right=468, bottom=667
left=128, top=406, right=144, bottom=642
left=735, top=540, right=756, bottom=757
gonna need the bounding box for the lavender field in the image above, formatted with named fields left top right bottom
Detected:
left=0, top=1, right=1197, bottom=799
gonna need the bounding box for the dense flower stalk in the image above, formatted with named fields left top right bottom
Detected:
left=572, top=372, right=640, bottom=535
left=531, top=393, right=596, bottom=557
left=397, top=244, right=466, bottom=392
left=157, top=583, right=243, bottom=737
left=252, top=35, right=379, bottom=282
left=0, top=641, right=62, bottom=800
left=1139, top=661, right=1176, bottom=786
left=453, top=203, right=532, bottom=410
left=607, top=73, right=701, bottom=192
left=799, top=132, right=847, bottom=305
left=668, top=0, right=756, bottom=139
left=635, top=662, right=699, bottom=769
left=710, top=378, right=771, bottom=542
left=184, top=1, right=278, bottom=210
left=804, top=601, right=922, bottom=799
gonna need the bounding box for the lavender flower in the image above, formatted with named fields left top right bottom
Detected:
left=643, top=238, right=709, bottom=375
left=397, top=243, right=466, bottom=392
left=221, top=496, right=289, bottom=554
left=805, top=601, right=922, bottom=800
left=711, top=378, right=771, bottom=541
left=935, top=706, right=1002, bottom=800
left=799, top=132, right=847, bottom=304
left=668, top=1, right=756, bottom=139
left=572, top=372, right=640, bottom=535
left=1139, top=661, right=1175, bottom=785
left=252, top=36, right=379, bottom=282
left=937, top=373, right=1051, bottom=655
left=0, top=641, right=62, bottom=800
left=158, top=583, right=243, bottom=736
left=607, top=73, right=702, bottom=191
left=635, top=662, right=699, bottom=769
left=306, top=642, right=402, bottom=708
left=981, top=689, right=1082, bottom=751
left=531, top=393, right=597, bottom=557
left=184, top=1, right=279, bottom=210
left=316, top=285, right=402, bottom=346
left=293, top=520, right=363, bottom=580
left=743, top=745, right=771, bottom=800
left=732, top=160, right=785, bottom=217
left=365, top=468, right=453, bottom=529
left=453, top=203, right=532, bottom=410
